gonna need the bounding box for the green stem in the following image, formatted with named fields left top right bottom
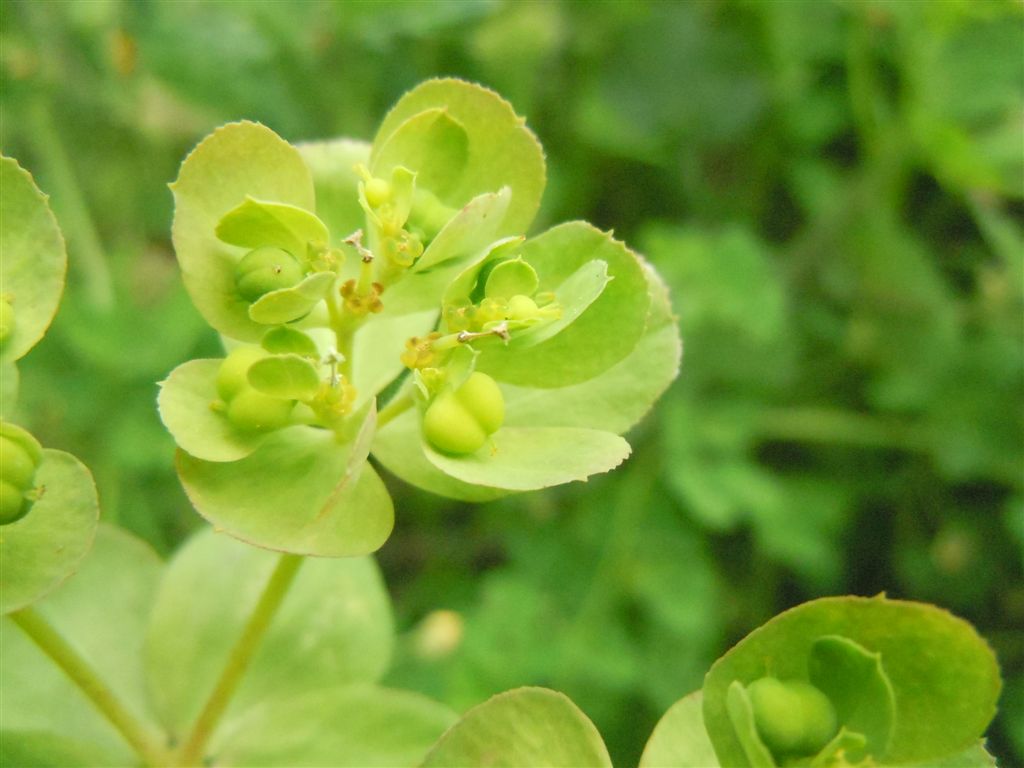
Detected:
left=25, top=97, right=115, bottom=311
left=176, top=553, right=304, bottom=766
left=755, top=407, right=930, bottom=452
left=10, top=606, right=170, bottom=767
left=377, top=388, right=414, bottom=429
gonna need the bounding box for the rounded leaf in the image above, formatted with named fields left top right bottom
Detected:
left=158, top=359, right=268, bottom=463
left=473, top=223, right=651, bottom=387
left=171, top=122, right=317, bottom=341
left=0, top=450, right=99, bottom=614
left=247, top=271, right=336, bottom=326
left=210, top=685, right=457, bottom=768
left=247, top=353, right=320, bottom=401
left=372, top=79, right=545, bottom=237
left=2, top=525, right=163, bottom=764
left=502, top=258, right=681, bottom=435
left=640, top=691, right=720, bottom=768
left=145, top=529, right=394, bottom=741
left=176, top=413, right=393, bottom=556
left=424, top=426, right=631, bottom=492
left=0, top=156, right=67, bottom=362
left=298, top=139, right=370, bottom=246
left=702, top=596, right=1001, bottom=767
left=420, top=687, right=612, bottom=768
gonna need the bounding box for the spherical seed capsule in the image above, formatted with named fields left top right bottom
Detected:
left=457, top=372, right=504, bottom=434
left=226, top=389, right=295, bottom=433
left=423, top=389, right=488, bottom=455
left=789, top=680, right=838, bottom=755
left=0, top=423, right=43, bottom=525
left=0, top=479, right=28, bottom=525
left=0, top=297, right=14, bottom=345
left=234, top=246, right=304, bottom=302
left=423, top=372, right=505, bottom=455
left=747, top=677, right=807, bottom=755
left=216, top=346, right=270, bottom=402
left=747, top=677, right=838, bottom=757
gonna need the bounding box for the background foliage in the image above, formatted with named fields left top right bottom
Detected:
left=1, top=1, right=1021, bottom=765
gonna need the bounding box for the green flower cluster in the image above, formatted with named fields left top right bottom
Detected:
left=159, top=79, right=680, bottom=557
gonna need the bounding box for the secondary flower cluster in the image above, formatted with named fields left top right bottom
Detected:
left=159, top=79, right=680, bottom=557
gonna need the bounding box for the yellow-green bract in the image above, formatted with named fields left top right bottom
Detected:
left=161, top=78, right=681, bottom=555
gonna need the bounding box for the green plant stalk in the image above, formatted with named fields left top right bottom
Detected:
left=377, top=387, right=415, bottom=429
left=25, top=97, right=115, bottom=311
left=9, top=606, right=170, bottom=767
left=175, top=552, right=304, bottom=766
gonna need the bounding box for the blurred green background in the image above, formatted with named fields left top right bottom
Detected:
left=2, top=1, right=1022, bottom=765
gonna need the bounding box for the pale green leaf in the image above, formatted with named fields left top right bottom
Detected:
left=475, top=222, right=651, bottom=387
left=371, top=403, right=508, bottom=503
left=0, top=360, right=18, bottom=418
left=702, top=597, right=1001, bottom=767
left=145, top=529, right=393, bottom=742
left=260, top=326, right=319, bottom=357
left=414, top=189, right=512, bottom=273
left=216, top=197, right=329, bottom=256
left=297, top=139, right=370, bottom=247
left=381, top=190, right=513, bottom=318
left=725, top=682, right=776, bottom=768
left=171, top=121, right=316, bottom=341
left=900, top=740, right=998, bottom=767
left=809, top=635, right=895, bottom=760
left=0, top=156, right=67, bottom=362
left=372, top=108, right=470, bottom=199
left=0, top=731, right=126, bottom=768
left=1, top=525, right=163, bottom=764
left=424, top=426, right=631, bottom=492
left=157, top=359, right=267, bottom=463
left=419, top=687, right=612, bottom=768
left=247, top=353, right=320, bottom=400
left=0, top=450, right=99, bottom=614
left=639, top=691, right=720, bottom=768
left=211, top=686, right=457, bottom=768
left=176, top=414, right=393, bottom=556
left=351, top=310, right=438, bottom=408
left=508, top=259, right=610, bottom=349
left=247, top=271, right=336, bottom=325
left=501, top=259, right=681, bottom=435
left=373, top=79, right=545, bottom=236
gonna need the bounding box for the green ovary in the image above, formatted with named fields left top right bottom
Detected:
left=234, top=246, right=304, bottom=302
left=748, top=677, right=838, bottom=758
left=0, top=422, right=43, bottom=525
left=215, top=346, right=295, bottom=433
left=227, top=389, right=295, bottom=433
left=424, top=372, right=505, bottom=455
